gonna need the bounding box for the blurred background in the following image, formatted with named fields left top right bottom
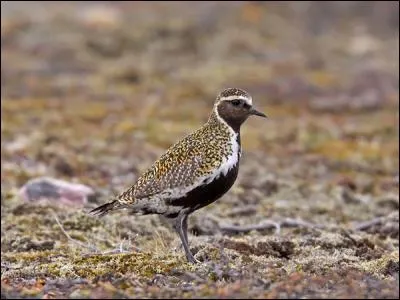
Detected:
left=1, top=1, right=399, bottom=298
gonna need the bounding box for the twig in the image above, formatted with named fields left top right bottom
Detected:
left=353, top=216, right=384, bottom=231
left=52, top=211, right=100, bottom=253
left=100, top=248, right=130, bottom=255
left=219, top=217, right=324, bottom=235
left=81, top=246, right=136, bottom=257
left=219, top=220, right=281, bottom=234
left=119, top=239, right=124, bottom=253
left=99, top=239, right=133, bottom=255
left=280, top=218, right=325, bottom=229
left=53, top=211, right=142, bottom=257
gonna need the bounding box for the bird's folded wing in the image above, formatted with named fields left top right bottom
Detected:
left=119, top=155, right=205, bottom=203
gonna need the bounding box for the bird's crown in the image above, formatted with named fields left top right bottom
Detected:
left=215, top=88, right=252, bottom=106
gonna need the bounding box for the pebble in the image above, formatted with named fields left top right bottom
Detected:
left=19, top=177, right=96, bottom=207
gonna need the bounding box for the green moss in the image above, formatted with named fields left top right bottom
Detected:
left=295, top=264, right=303, bottom=272
left=358, top=251, right=399, bottom=278
left=2, top=250, right=191, bottom=281
left=42, top=252, right=186, bottom=279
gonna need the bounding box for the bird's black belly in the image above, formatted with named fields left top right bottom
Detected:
left=165, top=163, right=239, bottom=217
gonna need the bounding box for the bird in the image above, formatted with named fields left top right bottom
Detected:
left=89, top=88, right=267, bottom=263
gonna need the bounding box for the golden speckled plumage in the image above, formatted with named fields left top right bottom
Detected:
left=118, top=110, right=234, bottom=205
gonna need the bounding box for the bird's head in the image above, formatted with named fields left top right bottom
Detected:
left=214, top=88, right=267, bottom=131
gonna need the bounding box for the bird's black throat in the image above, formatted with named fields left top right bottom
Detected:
left=217, top=103, right=248, bottom=133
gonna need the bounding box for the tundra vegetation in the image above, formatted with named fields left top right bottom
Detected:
left=1, top=2, right=399, bottom=298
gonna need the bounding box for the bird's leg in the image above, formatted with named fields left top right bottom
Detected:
left=174, top=211, right=199, bottom=264
left=174, top=214, right=188, bottom=251
left=182, top=213, right=189, bottom=247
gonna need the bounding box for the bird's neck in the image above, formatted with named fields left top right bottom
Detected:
left=207, top=107, right=242, bottom=134
left=208, top=108, right=242, bottom=159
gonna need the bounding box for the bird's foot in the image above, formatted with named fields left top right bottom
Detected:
left=175, top=244, right=200, bottom=263
left=186, top=253, right=201, bottom=264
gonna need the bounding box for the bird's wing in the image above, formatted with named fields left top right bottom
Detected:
left=116, top=141, right=210, bottom=205
left=133, top=154, right=204, bottom=200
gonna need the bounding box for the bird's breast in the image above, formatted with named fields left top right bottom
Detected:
left=203, top=131, right=241, bottom=185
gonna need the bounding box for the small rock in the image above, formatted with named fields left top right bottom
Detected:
left=19, top=177, right=96, bottom=207
left=79, top=5, right=121, bottom=29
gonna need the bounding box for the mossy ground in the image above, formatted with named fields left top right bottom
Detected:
left=1, top=2, right=399, bottom=298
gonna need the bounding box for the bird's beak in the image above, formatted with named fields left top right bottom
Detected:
left=249, top=107, right=267, bottom=118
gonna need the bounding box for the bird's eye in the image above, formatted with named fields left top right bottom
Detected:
left=231, top=100, right=241, bottom=106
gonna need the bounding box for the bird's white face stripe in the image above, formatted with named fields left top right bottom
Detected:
left=220, top=95, right=252, bottom=105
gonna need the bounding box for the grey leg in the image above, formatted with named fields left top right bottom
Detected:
left=175, top=214, right=188, bottom=251
left=182, top=213, right=189, bottom=246
left=174, top=211, right=199, bottom=264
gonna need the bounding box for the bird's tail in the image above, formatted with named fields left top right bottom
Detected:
left=89, top=200, right=120, bottom=217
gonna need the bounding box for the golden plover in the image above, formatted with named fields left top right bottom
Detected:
left=90, top=88, right=267, bottom=263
